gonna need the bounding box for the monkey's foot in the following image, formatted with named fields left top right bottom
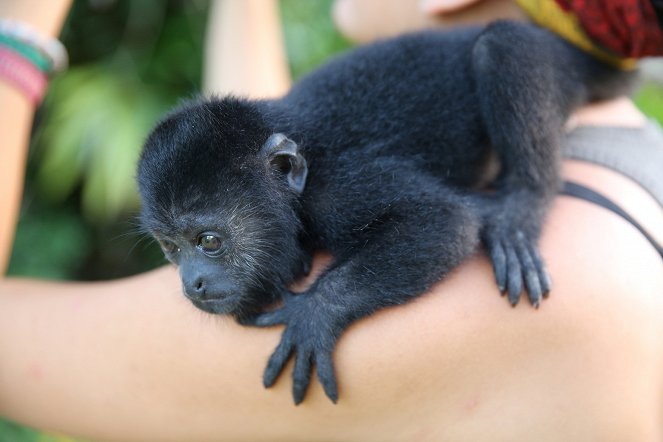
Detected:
left=483, top=228, right=551, bottom=307
left=244, top=293, right=339, bottom=405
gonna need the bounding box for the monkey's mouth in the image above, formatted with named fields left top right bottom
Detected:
left=190, top=295, right=241, bottom=315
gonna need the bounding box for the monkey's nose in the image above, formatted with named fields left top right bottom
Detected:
left=182, top=276, right=238, bottom=302
left=183, top=277, right=207, bottom=300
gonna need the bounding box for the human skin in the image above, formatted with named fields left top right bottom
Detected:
left=202, top=0, right=290, bottom=98
left=0, top=155, right=662, bottom=441
left=0, top=0, right=662, bottom=440
left=332, top=0, right=526, bottom=43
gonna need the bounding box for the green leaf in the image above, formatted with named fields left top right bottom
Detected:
left=34, top=65, right=169, bottom=222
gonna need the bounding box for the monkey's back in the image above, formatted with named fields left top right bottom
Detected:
left=273, top=27, right=491, bottom=187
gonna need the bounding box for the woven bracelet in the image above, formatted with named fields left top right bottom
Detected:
left=0, top=34, right=52, bottom=72
left=0, top=19, right=68, bottom=73
left=0, top=45, right=48, bottom=105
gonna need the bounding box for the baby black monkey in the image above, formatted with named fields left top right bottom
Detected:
left=138, top=21, right=634, bottom=404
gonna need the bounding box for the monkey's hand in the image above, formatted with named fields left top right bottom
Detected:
left=482, top=223, right=551, bottom=308
left=476, top=195, right=550, bottom=307
left=245, top=292, right=340, bottom=405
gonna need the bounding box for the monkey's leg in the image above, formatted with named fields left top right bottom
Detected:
left=471, top=21, right=572, bottom=306
left=247, top=180, right=480, bottom=404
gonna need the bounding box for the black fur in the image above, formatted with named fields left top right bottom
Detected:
left=138, top=21, right=634, bottom=404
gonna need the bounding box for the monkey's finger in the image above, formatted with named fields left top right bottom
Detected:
left=263, top=337, right=294, bottom=388
left=487, top=236, right=507, bottom=293
left=505, top=244, right=523, bottom=306
left=515, top=239, right=542, bottom=308
left=292, top=350, right=313, bottom=405
left=315, top=351, right=339, bottom=403
left=530, top=246, right=552, bottom=297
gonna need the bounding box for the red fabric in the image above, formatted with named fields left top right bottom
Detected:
left=555, top=0, right=663, bottom=57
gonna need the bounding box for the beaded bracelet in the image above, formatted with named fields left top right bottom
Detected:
left=0, top=19, right=68, bottom=106
left=0, top=19, right=68, bottom=72
left=0, top=46, right=48, bottom=105
left=0, top=34, right=52, bottom=72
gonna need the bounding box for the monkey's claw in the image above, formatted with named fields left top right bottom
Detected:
left=484, top=229, right=551, bottom=307
left=247, top=293, right=339, bottom=404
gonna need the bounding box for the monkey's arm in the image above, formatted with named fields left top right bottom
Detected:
left=469, top=22, right=631, bottom=305
left=248, top=171, right=480, bottom=404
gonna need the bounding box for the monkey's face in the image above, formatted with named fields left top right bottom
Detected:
left=145, top=186, right=304, bottom=316
left=137, top=99, right=308, bottom=316
left=156, top=229, right=243, bottom=314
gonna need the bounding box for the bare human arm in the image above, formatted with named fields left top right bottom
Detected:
left=0, top=2, right=80, bottom=428
left=0, top=0, right=72, bottom=273
left=203, top=0, right=290, bottom=98
left=0, top=165, right=662, bottom=441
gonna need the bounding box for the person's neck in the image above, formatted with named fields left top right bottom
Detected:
left=567, top=97, right=647, bottom=130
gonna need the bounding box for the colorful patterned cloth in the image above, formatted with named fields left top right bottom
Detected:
left=516, top=0, right=663, bottom=69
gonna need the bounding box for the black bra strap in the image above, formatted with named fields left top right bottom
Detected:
left=560, top=181, right=663, bottom=260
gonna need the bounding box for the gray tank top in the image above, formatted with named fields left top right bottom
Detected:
left=563, top=121, right=663, bottom=208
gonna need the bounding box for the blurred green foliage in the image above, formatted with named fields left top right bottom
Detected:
left=281, top=0, right=351, bottom=78
left=9, top=0, right=209, bottom=281
left=0, top=418, right=84, bottom=442
left=8, top=0, right=349, bottom=282
left=635, top=80, right=663, bottom=123
left=33, top=0, right=207, bottom=222
left=35, top=65, right=163, bottom=221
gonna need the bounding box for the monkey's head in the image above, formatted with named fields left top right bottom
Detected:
left=137, top=98, right=308, bottom=317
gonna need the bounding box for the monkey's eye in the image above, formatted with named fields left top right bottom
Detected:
left=196, top=232, right=225, bottom=257
left=159, top=239, right=179, bottom=255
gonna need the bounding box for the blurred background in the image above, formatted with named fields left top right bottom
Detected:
left=3, top=0, right=662, bottom=440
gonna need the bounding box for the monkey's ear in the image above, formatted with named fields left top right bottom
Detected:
left=260, top=133, right=308, bottom=194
